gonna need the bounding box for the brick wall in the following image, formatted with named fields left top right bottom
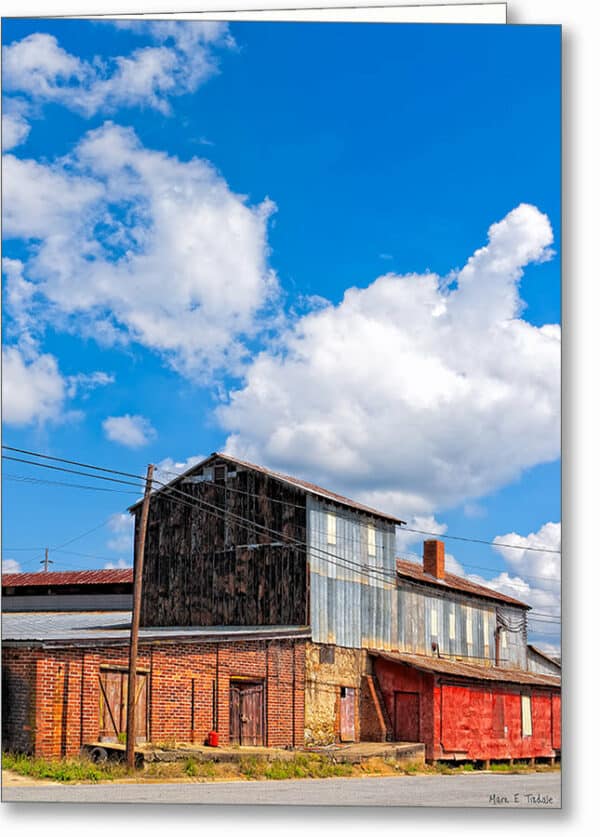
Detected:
left=2, top=638, right=306, bottom=758
left=360, top=675, right=392, bottom=742
left=1, top=647, right=39, bottom=753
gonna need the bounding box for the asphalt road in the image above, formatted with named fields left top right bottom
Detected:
left=2, top=771, right=560, bottom=807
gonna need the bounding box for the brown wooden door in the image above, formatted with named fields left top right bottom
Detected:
left=230, top=682, right=264, bottom=746
left=339, top=687, right=356, bottom=742
left=394, top=691, right=420, bottom=742
left=99, top=670, right=147, bottom=743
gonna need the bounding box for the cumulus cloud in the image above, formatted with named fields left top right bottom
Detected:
left=155, top=453, right=206, bottom=485
left=447, top=521, right=561, bottom=647
left=103, top=414, right=157, bottom=448
left=106, top=512, right=134, bottom=553
left=3, top=122, right=278, bottom=377
left=2, top=343, right=69, bottom=426
left=2, top=558, right=22, bottom=573
left=219, top=204, right=559, bottom=519
left=2, top=112, right=31, bottom=150
left=2, top=23, right=233, bottom=117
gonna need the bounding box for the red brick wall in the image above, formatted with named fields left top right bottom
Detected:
left=2, top=647, right=39, bottom=753
left=2, top=638, right=305, bottom=758
left=359, top=675, right=391, bottom=742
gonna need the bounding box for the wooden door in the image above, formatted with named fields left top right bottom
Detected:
left=99, top=670, right=147, bottom=743
left=230, top=682, right=264, bottom=746
left=339, top=687, right=356, bottom=742
left=393, top=691, right=420, bottom=742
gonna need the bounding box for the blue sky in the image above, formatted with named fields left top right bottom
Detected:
left=2, top=20, right=560, bottom=649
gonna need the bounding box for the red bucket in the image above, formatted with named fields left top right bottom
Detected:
left=207, top=730, right=219, bottom=747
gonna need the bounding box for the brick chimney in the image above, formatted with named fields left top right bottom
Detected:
left=423, top=539, right=445, bottom=579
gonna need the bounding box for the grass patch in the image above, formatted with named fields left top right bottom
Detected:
left=3, top=751, right=130, bottom=783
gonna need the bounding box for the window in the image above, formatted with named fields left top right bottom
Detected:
left=327, top=513, right=337, bottom=545
left=319, top=645, right=335, bottom=664
left=483, top=611, right=490, bottom=654
left=521, top=694, right=532, bottom=737
left=430, top=606, right=438, bottom=636
left=367, top=524, right=376, bottom=557
left=214, top=465, right=226, bottom=483
left=465, top=608, right=473, bottom=645
left=449, top=608, right=456, bottom=640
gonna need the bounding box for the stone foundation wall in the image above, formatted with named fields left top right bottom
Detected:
left=304, top=643, right=368, bottom=744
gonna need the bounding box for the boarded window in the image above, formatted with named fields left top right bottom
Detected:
left=327, top=513, right=337, bottom=545
left=214, top=465, right=226, bottom=483
left=319, top=645, right=335, bottom=664
left=430, top=606, right=438, bottom=636
left=465, top=608, right=473, bottom=645
left=521, top=694, right=532, bottom=737
left=449, top=608, right=456, bottom=640
left=483, top=612, right=490, bottom=653
left=367, top=524, right=376, bottom=557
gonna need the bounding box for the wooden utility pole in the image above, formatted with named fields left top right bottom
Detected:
left=126, top=463, right=154, bottom=769
left=40, top=548, right=53, bottom=571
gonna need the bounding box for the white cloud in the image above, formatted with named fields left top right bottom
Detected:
left=103, top=414, right=157, bottom=448
left=2, top=24, right=232, bottom=117
left=3, top=122, right=278, bottom=378
left=155, top=453, right=205, bottom=485
left=219, top=204, right=559, bottom=518
left=492, top=521, right=561, bottom=592
left=104, top=558, right=131, bottom=570
left=66, top=371, right=115, bottom=399
left=2, top=343, right=69, bottom=426
left=2, top=558, right=22, bottom=573
left=447, top=521, right=561, bottom=646
left=2, top=112, right=31, bottom=150
left=396, top=515, right=447, bottom=556
left=106, top=512, right=134, bottom=553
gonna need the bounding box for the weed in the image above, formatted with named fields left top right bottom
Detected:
left=2, top=751, right=129, bottom=783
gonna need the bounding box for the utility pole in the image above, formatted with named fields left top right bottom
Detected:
left=40, top=548, right=53, bottom=572
left=126, top=463, right=154, bottom=770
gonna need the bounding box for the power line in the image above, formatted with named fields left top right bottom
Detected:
left=3, top=472, right=140, bottom=495
left=2, top=455, right=144, bottom=489
left=2, top=445, right=145, bottom=481
left=4, top=445, right=560, bottom=555
left=401, top=527, right=560, bottom=554
left=2, top=446, right=561, bottom=610
left=396, top=551, right=561, bottom=587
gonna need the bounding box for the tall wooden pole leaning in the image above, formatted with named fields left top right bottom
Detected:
left=126, top=463, right=155, bottom=769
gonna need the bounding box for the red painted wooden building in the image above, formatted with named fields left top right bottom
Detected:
left=372, top=651, right=560, bottom=763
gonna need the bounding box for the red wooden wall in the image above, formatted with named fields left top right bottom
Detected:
left=373, top=657, right=561, bottom=762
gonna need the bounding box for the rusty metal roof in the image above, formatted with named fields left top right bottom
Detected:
left=395, top=558, right=530, bottom=609
left=131, top=451, right=405, bottom=524
left=370, top=650, right=561, bottom=688
left=2, top=569, right=133, bottom=588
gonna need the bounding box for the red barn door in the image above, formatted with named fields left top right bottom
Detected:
left=394, top=691, right=420, bottom=742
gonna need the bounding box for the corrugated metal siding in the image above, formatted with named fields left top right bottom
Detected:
left=307, top=496, right=528, bottom=666
left=527, top=648, right=560, bottom=676
left=1, top=594, right=133, bottom=613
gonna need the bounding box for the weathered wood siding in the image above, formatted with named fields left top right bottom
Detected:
left=138, top=459, right=308, bottom=627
